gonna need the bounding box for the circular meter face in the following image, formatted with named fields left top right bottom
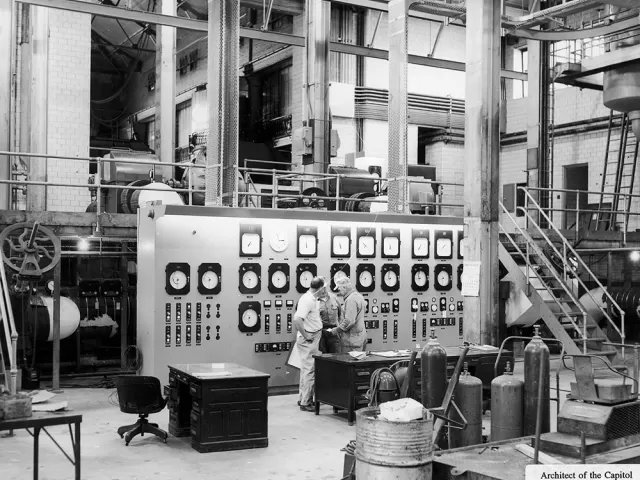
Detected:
left=299, top=270, right=313, bottom=288
left=242, top=309, right=258, bottom=328
left=46, top=280, right=55, bottom=293
left=242, top=271, right=259, bottom=289
left=271, top=270, right=287, bottom=288
left=170, top=270, right=188, bottom=290
left=201, top=271, right=219, bottom=290
left=359, top=270, right=373, bottom=288
left=383, top=270, right=398, bottom=288
left=437, top=270, right=450, bottom=286
left=414, top=270, right=427, bottom=287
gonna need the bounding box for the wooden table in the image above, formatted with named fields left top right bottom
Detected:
left=0, top=411, right=82, bottom=480
left=314, top=347, right=513, bottom=425
left=167, top=363, right=270, bottom=453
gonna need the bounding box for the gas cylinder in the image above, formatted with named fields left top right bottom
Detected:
left=377, top=371, right=398, bottom=404
left=523, top=325, right=550, bottom=436
left=420, top=329, right=447, bottom=409
left=490, top=361, right=524, bottom=441
left=450, top=363, right=483, bottom=448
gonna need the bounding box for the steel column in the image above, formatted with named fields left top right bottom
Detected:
left=206, top=0, right=239, bottom=206
left=26, top=5, right=48, bottom=211
left=463, top=0, right=501, bottom=346
left=304, top=0, right=331, bottom=175
left=0, top=0, right=14, bottom=210
left=154, top=0, right=176, bottom=182
left=526, top=0, right=542, bottom=219
left=387, top=0, right=409, bottom=213
left=51, top=259, right=61, bottom=391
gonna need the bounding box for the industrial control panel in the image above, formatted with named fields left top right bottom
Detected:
left=137, top=205, right=465, bottom=388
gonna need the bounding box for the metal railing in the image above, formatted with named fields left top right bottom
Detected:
left=235, top=165, right=465, bottom=215
left=518, top=187, right=626, bottom=347
left=500, top=202, right=589, bottom=352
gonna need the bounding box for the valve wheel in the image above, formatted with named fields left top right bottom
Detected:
left=0, top=222, right=61, bottom=275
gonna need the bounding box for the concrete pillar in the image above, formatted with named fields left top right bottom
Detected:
left=27, top=6, right=48, bottom=212
left=0, top=0, right=14, bottom=210
left=303, top=0, right=331, bottom=179
left=155, top=0, right=176, bottom=182
left=463, top=0, right=501, bottom=346
left=387, top=0, right=410, bottom=214
left=206, top=0, right=239, bottom=206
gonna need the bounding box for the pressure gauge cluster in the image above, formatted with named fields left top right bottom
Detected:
left=165, top=262, right=190, bottom=296
left=238, top=301, right=261, bottom=333
left=381, top=264, right=400, bottom=292
left=411, top=264, right=429, bottom=292
left=356, top=264, right=375, bottom=293
left=239, top=263, right=261, bottom=295
left=198, top=263, right=221, bottom=295
left=296, top=263, right=317, bottom=293
left=268, top=263, right=290, bottom=294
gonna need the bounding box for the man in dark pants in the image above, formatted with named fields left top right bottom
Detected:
left=328, top=272, right=367, bottom=352
left=318, top=287, right=341, bottom=353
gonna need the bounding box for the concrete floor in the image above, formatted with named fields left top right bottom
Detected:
left=1, top=355, right=635, bottom=480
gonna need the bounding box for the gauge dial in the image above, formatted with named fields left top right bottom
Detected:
left=242, top=309, right=258, bottom=328
left=201, top=270, right=219, bottom=290
left=436, top=238, right=452, bottom=258
left=269, top=231, right=289, bottom=252
left=298, top=234, right=317, bottom=256
left=358, top=236, right=375, bottom=256
left=359, top=270, right=373, bottom=288
left=241, top=233, right=261, bottom=256
left=271, top=270, right=287, bottom=289
left=383, top=237, right=400, bottom=257
left=414, top=270, right=427, bottom=287
left=332, top=235, right=350, bottom=257
left=299, top=270, right=313, bottom=289
left=170, top=270, right=188, bottom=289
left=437, top=270, right=450, bottom=286
left=459, top=237, right=465, bottom=258
left=413, top=237, right=429, bottom=258
left=242, top=270, right=259, bottom=289
left=384, top=270, right=398, bottom=288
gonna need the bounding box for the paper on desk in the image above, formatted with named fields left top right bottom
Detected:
left=32, top=401, right=68, bottom=412
left=348, top=351, right=367, bottom=359
left=372, top=350, right=411, bottom=358
left=194, top=371, right=232, bottom=378
left=29, top=390, right=56, bottom=404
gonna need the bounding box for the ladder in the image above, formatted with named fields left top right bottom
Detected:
left=595, top=111, right=639, bottom=231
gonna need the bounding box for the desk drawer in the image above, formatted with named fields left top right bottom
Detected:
left=353, top=367, right=375, bottom=379
left=354, top=384, right=369, bottom=394
left=353, top=395, right=370, bottom=409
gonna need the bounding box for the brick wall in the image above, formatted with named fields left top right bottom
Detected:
left=46, top=9, right=91, bottom=212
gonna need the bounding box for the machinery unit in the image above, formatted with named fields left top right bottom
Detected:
left=137, top=205, right=464, bottom=388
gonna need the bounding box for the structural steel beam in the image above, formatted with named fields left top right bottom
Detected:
left=241, top=0, right=303, bottom=15
left=155, top=0, right=176, bottom=173
left=0, top=0, right=14, bottom=210
left=17, top=0, right=526, bottom=80
left=463, top=0, right=501, bottom=346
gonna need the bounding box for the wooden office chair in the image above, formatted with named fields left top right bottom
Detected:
left=116, top=375, right=168, bottom=446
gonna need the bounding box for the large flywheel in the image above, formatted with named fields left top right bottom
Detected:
left=0, top=222, right=61, bottom=280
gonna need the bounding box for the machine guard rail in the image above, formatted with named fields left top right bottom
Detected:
left=518, top=187, right=626, bottom=347
left=500, top=203, right=589, bottom=348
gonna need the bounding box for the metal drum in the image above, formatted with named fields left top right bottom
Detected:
left=421, top=329, right=447, bottom=409
left=449, top=365, right=483, bottom=448
left=356, top=406, right=433, bottom=480
left=490, top=361, right=524, bottom=441
left=523, top=326, right=550, bottom=436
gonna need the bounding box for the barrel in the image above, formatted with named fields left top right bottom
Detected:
left=356, top=406, right=433, bottom=480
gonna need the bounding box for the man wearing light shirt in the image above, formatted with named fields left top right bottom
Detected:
left=293, top=276, right=326, bottom=411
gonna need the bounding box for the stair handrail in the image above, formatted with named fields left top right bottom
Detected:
left=500, top=204, right=589, bottom=345
left=519, top=186, right=625, bottom=343
left=0, top=259, right=18, bottom=395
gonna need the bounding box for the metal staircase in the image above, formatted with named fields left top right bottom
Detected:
left=595, top=111, right=639, bottom=231
left=499, top=187, right=625, bottom=357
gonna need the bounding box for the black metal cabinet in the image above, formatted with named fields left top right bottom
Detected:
left=167, top=363, right=269, bottom=453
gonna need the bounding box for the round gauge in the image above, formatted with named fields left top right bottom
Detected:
left=372, top=305, right=379, bottom=314
left=242, top=309, right=259, bottom=328
left=383, top=270, right=398, bottom=288
left=271, top=270, right=287, bottom=288
left=201, top=270, right=219, bottom=290
left=242, top=270, right=259, bottom=289
left=431, top=304, right=437, bottom=312
left=299, top=270, right=314, bottom=289
left=269, top=231, right=289, bottom=252
left=170, top=270, right=188, bottom=290
left=414, top=270, right=427, bottom=287
left=449, top=304, right=455, bottom=311
left=437, top=270, right=450, bottom=286
left=46, top=280, right=55, bottom=293
left=359, top=270, right=373, bottom=288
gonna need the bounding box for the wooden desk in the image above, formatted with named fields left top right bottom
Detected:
left=0, top=411, right=82, bottom=480
left=314, top=347, right=513, bottom=425
left=167, top=363, right=270, bottom=453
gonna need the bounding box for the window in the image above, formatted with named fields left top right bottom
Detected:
left=261, top=64, right=292, bottom=122
left=513, top=47, right=528, bottom=99
left=175, top=100, right=193, bottom=149
left=145, top=119, right=155, bottom=151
